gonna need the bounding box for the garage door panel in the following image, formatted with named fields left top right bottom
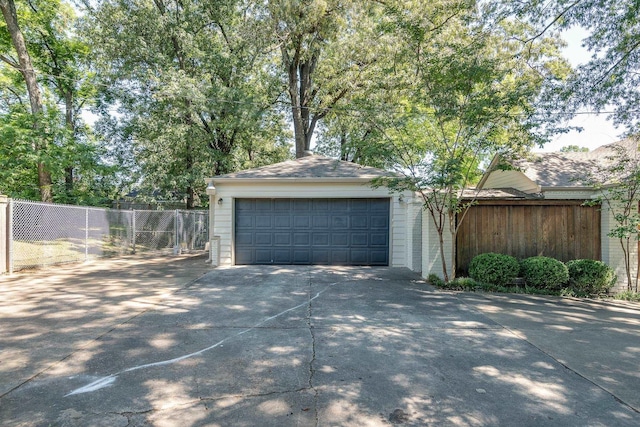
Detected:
left=255, top=249, right=273, bottom=264
left=274, top=199, right=291, bottom=210
left=236, top=199, right=254, bottom=211
left=332, top=233, right=349, bottom=246
left=312, top=233, right=330, bottom=246
left=313, top=199, right=329, bottom=210
left=293, top=250, right=311, bottom=263
left=370, top=233, right=388, bottom=246
left=294, top=216, right=311, bottom=228
left=255, top=233, right=272, bottom=245
left=370, top=250, right=388, bottom=265
left=235, top=198, right=389, bottom=266
left=236, top=232, right=253, bottom=245
left=332, top=216, right=348, bottom=229
left=312, top=250, right=330, bottom=264
left=235, top=249, right=254, bottom=264
left=351, top=233, right=368, bottom=246
left=352, top=199, right=369, bottom=211
left=274, top=216, right=291, bottom=228
left=352, top=216, right=368, bottom=229
left=331, top=250, right=349, bottom=264
left=255, top=199, right=272, bottom=211
left=350, top=249, right=369, bottom=264
left=236, top=216, right=253, bottom=228
left=294, top=200, right=311, bottom=211
left=273, top=249, right=291, bottom=263
left=293, top=233, right=310, bottom=245
left=255, top=216, right=272, bottom=228
left=274, top=233, right=291, bottom=245
left=370, top=215, right=388, bottom=229
left=313, top=216, right=330, bottom=228
left=370, top=200, right=388, bottom=211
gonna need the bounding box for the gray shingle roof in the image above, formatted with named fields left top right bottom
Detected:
left=509, top=139, right=639, bottom=187
left=213, top=155, right=395, bottom=180
left=511, top=152, right=598, bottom=187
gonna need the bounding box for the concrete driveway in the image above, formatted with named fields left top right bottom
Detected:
left=1, top=258, right=639, bottom=426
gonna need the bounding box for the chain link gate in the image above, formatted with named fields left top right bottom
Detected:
left=7, top=200, right=208, bottom=272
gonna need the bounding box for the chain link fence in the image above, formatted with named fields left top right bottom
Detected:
left=6, top=199, right=208, bottom=272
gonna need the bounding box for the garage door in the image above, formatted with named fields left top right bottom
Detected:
left=235, top=198, right=390, bottom=265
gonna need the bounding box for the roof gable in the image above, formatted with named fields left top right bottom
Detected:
left=477, top=139, right=640, bottom=196
left=212, top=155, right=394, bottom=181
left=510, top=152, right=599, bottom=188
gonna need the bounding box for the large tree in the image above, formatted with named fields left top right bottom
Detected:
left=81, top=0, right=289, bottom=208
left=0, top=0, right=110, bottom=204
left=0, top=0, right=52, bottom=201
left=318, top=1, right=569, bottom=281
left=503, top=0, right=640, bottom=133
left=263, top=0, right=381, bottom=158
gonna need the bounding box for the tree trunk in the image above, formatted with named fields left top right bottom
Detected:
left=428, top=207, right=450, bottom=282
left=288, top=62, right=308, bottom=158
left=64, top=91, right=74, bottom=197
left=0, top=0, right=53, bottom=202
left=284, top=43, right=318, bottom=159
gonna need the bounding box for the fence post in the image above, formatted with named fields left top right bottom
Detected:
left=0, top=196, right=8, bottom=274
left=192, top=212, right=196, bottom=250
left=132, top=210, right=136, bottom=254
left=85, top=207, right=89, bottom=261
left=174, top=209, right=180, bottom=254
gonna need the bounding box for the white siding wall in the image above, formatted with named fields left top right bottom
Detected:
left=421, top=209, right=453, bottom=280
left=391, top=194, right=406, bottom=268
left=209, top=181, right=415, bottom=268
left=600, top=200, right=639, bottom=293
left=483, top=170, right=540, bottom=193
left=406, top=198, right=422, bottom=272
left=541, top=189, right=595, bottom=200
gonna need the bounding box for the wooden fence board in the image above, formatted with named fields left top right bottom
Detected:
left=456, top=201, right=601, bottom=274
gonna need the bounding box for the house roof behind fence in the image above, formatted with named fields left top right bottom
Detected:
left=496, top=138, right=639, bottom=188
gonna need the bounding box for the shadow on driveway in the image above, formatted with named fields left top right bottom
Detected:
left=1, top=264, right=639, bottom=426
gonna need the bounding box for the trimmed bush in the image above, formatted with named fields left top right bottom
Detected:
left=520, top=256, right=569, bottom=290
left=469, top=253, right=520, bottom=286
left=566, top=259, right=616, bottom=295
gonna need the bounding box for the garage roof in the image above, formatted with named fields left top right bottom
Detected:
left=212, top=155, right=395, bottom=182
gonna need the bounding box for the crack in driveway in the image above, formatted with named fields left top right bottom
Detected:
left=307, top=274, right=320, bottom=427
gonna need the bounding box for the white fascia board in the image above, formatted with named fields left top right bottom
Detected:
left=540, top=186, right=595, bottom=192
left=210, top=177, right=382, bottom=184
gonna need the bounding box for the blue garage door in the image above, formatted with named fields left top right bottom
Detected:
left=235, top=198, right=390, bottom=265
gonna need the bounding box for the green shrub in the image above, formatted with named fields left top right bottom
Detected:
left=448, top=277, right=479, bottom=291
left=520, top=256, right=569, bottom=290
left=566, top=259, right=616, bottom=295
left=469, top=253, right=520, bottom=286
left=427, top=273, right=445, bottom=288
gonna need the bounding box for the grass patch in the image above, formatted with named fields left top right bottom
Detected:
left=429, top=276, right=609, bottom=298
left=429, top=274, right=638, bottom=301
left=613, top=291, right=640, bottom=302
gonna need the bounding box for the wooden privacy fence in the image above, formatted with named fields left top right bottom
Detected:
left=456, top=200, right=601, bottom=274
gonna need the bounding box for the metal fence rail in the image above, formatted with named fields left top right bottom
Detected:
left=6, top=199, right=208, bottom=272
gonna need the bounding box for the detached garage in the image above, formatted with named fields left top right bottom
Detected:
left=206, top=155, right=421, bottom=271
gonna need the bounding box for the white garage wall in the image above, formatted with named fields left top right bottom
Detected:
left=208, top=181, right=417, bottom=269
left=407, top=197, right=423, bottom=273
left=421, top=209, right=453, bottom=280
